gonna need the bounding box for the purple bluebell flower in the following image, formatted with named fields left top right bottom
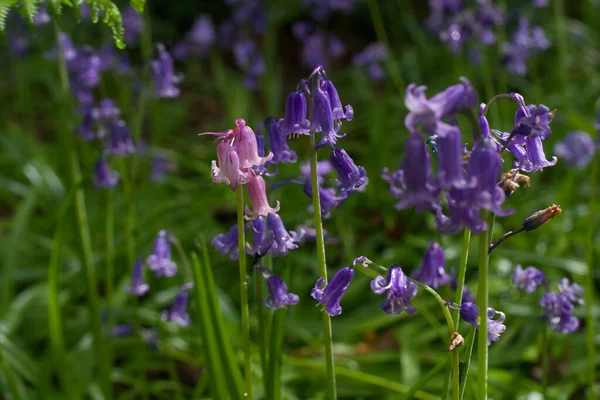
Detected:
left=9, top=34, right=29, bottom=56
left=436, top=124, right=472, bottom=189
left=512, top=265, right=545, bottom=293
left=113, top=324, right=134, bottom=337
left=435, top=188, right=487, bottom=234
left=161, top=292, right=190, bottom=327
left=514, top=104, right=554, bottom=140
left=151, top=44, right=181, bottom=98
left=405, top=78, right=477, bottom=135
left=460, top=302, right=479, bottom=328
left=93, top=159, right=120, bottom=188
left=33, top=8, right=50, bottom=25
left=554, top=131, right=596, bottom=168
left=299, top=33, right=346, bottom=69
left=125, top=258, right=149, bottom=296
left=122, top=6, right=143, bottom=45
left=265, top=117, right=297, bottom=163
left=175, top=15, right=215, bottom=59
left=312, top=267, right=355, bottom=316
left=151, top=155, right=170, bottom=182
left=282, top=89, right=311, bottom=136
left=247, top=216, right=272, bottom=256
left=212, top=224, right=239, bottom=260
left=487, top=308, right=506, bottom=345
left=467, top=141, right=513, bottom=216
left=412, top=242, right=452, bottom=288
left=514, top=135, right=558, bottom=172
left=540, top=291, right=580, bottom=333
left=382, top=167, right=406, bottom=200
left=303, top=180, right=348, bottom=219
left=452, top=279, right=477, bottom=303
left=352, top=43, right=388, bottom=81
left=330, top=148, right=368, bottom=192
left=311, top=84, right=344, bottom=149
left=391, top=133, right=440, bottom=213
left=77, top=107, right=95, bottom=141
left=502, top=18, right=550, bottom=75
left=106, top=121, right=135, bottom=156
left=371, top=266, right=418, bottom=315
left=93, top=99, right=121, bottom=123
left=300, top=160, right=333, bottom=184
left=320, top=78, right=354, bottom=122
left=267, top=213, right=298, bottom=257
left=557, top=278, right=584, bottom=305
left=264, top=274, right=299, bottom=310
left=146, top=230, right=177, bottom=277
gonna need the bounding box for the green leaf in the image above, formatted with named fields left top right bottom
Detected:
left=84, top=0, right=125, bottom=49
left=130, top=0, right=145, bottom=13
left=47, top=0, right=63, bottom=16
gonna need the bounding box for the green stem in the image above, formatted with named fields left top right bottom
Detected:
left=459, top=327, right=476, bottom=399
left=105, top=188, right=115, bottom=367
left=367, top=0, right=404, bottom=93
left=585, top=152, right=598, bottom=399
left=266, top=262, right=290, bottom=400
left=309, top=134, right=337, bottom=399
left=255, top=262, right=268, bottom=392
left=552, top=0, right=569, bottom=90
left=541, top=322, right=549, bottom=399
left=54, top=22, right=111, bottom=399
left=237, top=186, right=253, bottom=400
left=450, top=229, right=472, bottom=400
left=411, top=279, right=455, bottom=336
left=477, top=212, right=491, bottom=400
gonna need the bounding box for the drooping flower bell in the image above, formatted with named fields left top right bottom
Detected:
left=512, top=264, right=545, bottom=293
left=435, top=124, right=472, bottom=189
left=281, top=88, right=310, bottom=136
left=404, top=78, right=477, bottom=135
left=303, top=180, right=347, bottom=219
left=146, top=230, right=177, bottom=277
left=264, top=117, right=297, bottom=163
left=514, top=104, right=554, bottom=140
left=211, top=140, right=245, bottom=191
left=245, top=173, right=281, bottom=220
left=161, top=292, right=190, bottom=327
left=557, top=278, right=584, bottom=305
left=392, top=133, right=440, bottom=213
left=540, top=291, right=579, bottom=333
left=267, top=213, right=298, bottom=257
left=311, top=82, right=345, bottom=149
left=371, top=266, right=418, bottom=315
left=262, top=269, right=299, bottom=310
left=151, top=44, right=181, bottom=98
left=487, top=308, right=507, bottom=345
left=236, top=118, right=274, bottom=169
left=106, top=120, right=135, bottom=156
left=212, top=224, right=239, bottom=260
left=330, top=148, right=368, bottom=192
left=435, top=187, right=488, bottom=234
left=311, top=267, right=355, bottom=316
left=125, top=258, right=149, bottom=296
left=247, top=217, right=272, bottom=256
left=554, top=131, right=596, bottom=169
left=460, top=302, right=479, bottom=327
left=412, top=242, right=452, bottom=288
left=93, top=159, right=120, bottom=188
left=514, top=135, right=557, bottom=172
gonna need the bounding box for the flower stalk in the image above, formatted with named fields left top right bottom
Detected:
left=477, top=212, right=491, bottom=400
left=237, top=186, right=253, bottom=400
left=585, top=151, right=598, bottom=399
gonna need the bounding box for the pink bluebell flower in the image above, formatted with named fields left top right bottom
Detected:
left=312, top=267, right=355, bottom=316
left=245, top=173, right=280, bottom=220
left=371, top=266, right=418, bottom=315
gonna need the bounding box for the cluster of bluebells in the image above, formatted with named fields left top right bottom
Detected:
left=502, top=17, right=550, bottom=75
left=217, top=0, right=267, bottom=90
left=122, top=230, right=191, bottom=327
left=426, top=0, right=503, bottom=60
left=292, top=22, right=346, bottom=70
left=151, top=44, right=182, bottom=98
left=383, top=78, right=558, bottom=234
left=510, top=264, right=583, bottom=334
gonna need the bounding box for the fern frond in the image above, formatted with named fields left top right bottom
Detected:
left=21, top=0, right=39, bottom=23
left=84, top=0, right=125, bottom=49
left=0, top=4, right=10, bottom=31
left=130, top=0, right=145, bottom=13
left=46, top=0, right=62, bottom=16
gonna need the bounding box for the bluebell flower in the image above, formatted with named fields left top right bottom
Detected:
left=264, top=273, right=299, bottom=310
left=554, top=131, right=596, bottom=168
left=93, top=159, right=120, bottom=188
left=212, top=224, right=239, bottom=260
left=122, top=6, right=143, bottom=45
left=311, top=267, right=355, bottom=316
left=247, top=216, right=272, bottom=256
left=113, top=324, right=134, bottom=337
left=330, top=148, right=368, bottom=192
left=436, top=124, right=472, bottom=189
left=106, top=120, right=135, bottom=156
left=557, top=278, right=584, bottom=305
left=265, top=117, right=297, bottom=164
left=267, top=213, right=299, bottom=257
left=487, top=308, right=507, bottom=345
left=146, top=230, right=177, bottom=277
left=303, top=180, right=347, bottom=219
left=33, top=8, right=50, bottom=25
left=412, top=242, right=452, bottom=288
left=502, top=18, right=550, bottom=75
left=391, top=133, right=440, bottom=213
left=151, top=155, right=170, bottom=182
left=382, top=167, right=406, bottom=199
left=460, top=302, right=479, bottom=328
left=540, top=291, right=580, bottom=333
left=512, top=264, right=545, bottom=293
left=435, top=188, right=487, bottom=234
left=352, top=43, right=388, bottom=81
left=404, top=78, right=477, bottom=135
left=161, top=292, right=190, bottom=327
left=174, top=14, right=215, bottom=59
left=514, top=104, right=554, bottom=140
left=77, top=107, right=95, bottom=140
left=299, top=32, right=346, bottom=69
left=311, top=83, right=345, bottom=149
left=371, top=266, right=418, bottom=315
left=282, top=89, right=310, bottom=136
left=151, top=44, right=181, bottom=98
left=125, top=258, right=149, bottom=296
left=93, top=99, right=121, bottom=124
left=451, top=278, right=477, bottom=303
